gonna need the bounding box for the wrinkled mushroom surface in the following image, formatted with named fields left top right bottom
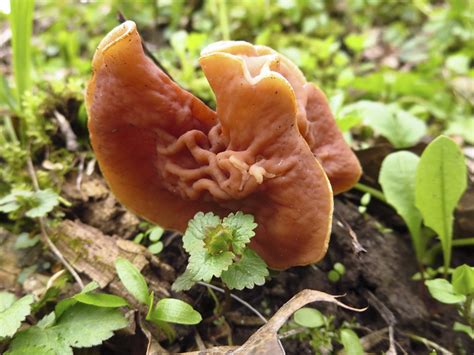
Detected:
left=86, top=21, right=360, bottom=269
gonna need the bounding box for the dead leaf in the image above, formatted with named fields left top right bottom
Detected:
left=183, top=289, right=366, bottom=354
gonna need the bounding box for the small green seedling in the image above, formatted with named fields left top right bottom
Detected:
left=172, top=211, right=269, bottom=292
left=133, top=225, right=165, bottom=255
left=379, top=136, right=468, bottom=273
left=328, top=262, right=346, bottom=283
left=291, top=307, right=363, bottom=354
left=115, top=257, right=201, bottom=340
left=425, top=264, right=474, bottom=339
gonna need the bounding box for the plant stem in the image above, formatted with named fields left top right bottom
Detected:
left=403, top=332, right=452, bottom=355
left=197, top=281, right=267, bottom=324
left=464, top=294, right=473, bottom=328
left=426, top=238, right=474, bottom=261
left=354, top=183, right=386, bottom=202
left=3, top=116, right=19, bottom=143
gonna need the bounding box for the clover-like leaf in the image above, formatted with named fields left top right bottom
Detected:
left=223, top=212, right=258, bottom=255
left=188, top=250, right=234, bottom=282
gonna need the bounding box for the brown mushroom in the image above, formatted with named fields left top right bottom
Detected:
left=201, top=41, right=361, bottom=193
left=86, top=21, right=360, bottom=269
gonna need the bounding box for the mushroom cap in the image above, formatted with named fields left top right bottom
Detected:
left=86, top=22, right=360, bottom=269
left=201, top=41, right=361, bottom=194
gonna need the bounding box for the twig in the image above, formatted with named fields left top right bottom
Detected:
left=197, top=282, right=268, bottom=324
left=334, top=210, right=367, bottom=255
left=54, top=110, right=79, bottom=151
left=403, top=332, right=453, bottom=355
left=362, top=290, right=397, bottom=354
left=26, top=151, right=84, bottom=289
left=76, top=153, right=85, bottom=191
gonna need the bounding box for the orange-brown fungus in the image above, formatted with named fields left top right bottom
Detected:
left=86, top=21, right=361, bottom=269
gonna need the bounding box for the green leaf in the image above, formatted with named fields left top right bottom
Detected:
left=328, top=270, right=341, bottom=283
left=452, top=264, right=474, bottom=296
left=415, top=136, right=468, bottom=272
left=80, top=281, right=100, bottom=294
left=0, top=190, right=24, bottom=213
left=7, top=303, right=128, bottom=355
left=9, top=0, right=34, bottom=102
left=0, top=294, right=34, bottom=338
left=222, top=211, right=258, bottom=254
left=54, top=281, right=99, bottom=318
left=183, top=212, right=221, bottom=253
left=14, top=232, right=40, bottom=249
left=293, top=307, right=325, bottom=328
left=188, top=250, right=234, bottom=282
left=73, top=293, right=128, bottom=308
left=54, top=303, right=128, bottom=348
left=149, top=298, right=202, bottom=325
left=453, top=322, right=473, bottom=339
left=55, top=298, right=77, bottom=318
left=0, top=291, right=17, bottom=312
left=115, top=258, right=150, bottom=305
left=425, top=279, right=466, bottom=304
left=26, top=189, right=60, bottom=218
left=220, top=249, right=268, bottom=290
left=172, top=268, right=198, bottom=292
left=379, top=151, right=425, bottom=260
left=148, top=226, right=164, bottom=242
left=148, top=241, right=163, bottom=254
left=37, top=312, right=56, bottom=329
left=6, top=325, right=71, bottom=355
left=333, top=262, right=346, bottom=275
left=340, top=329, right=364, bottom=355
left=342, top=101, right=426, bottom=148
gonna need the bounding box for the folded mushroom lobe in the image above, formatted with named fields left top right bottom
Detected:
left=200, top=52, right=333, bottom=268
left=86, top=21, right=226, bottom=231
left=202, top=41, right=361, bottom=194
left=304, top=84, right=362, bottom=193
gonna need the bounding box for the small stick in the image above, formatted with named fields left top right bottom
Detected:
left=26, top=150, right=84, bottom=289
left=334, top=210, right=367, bottom=255
left=197, top=281, right=268, bottom=324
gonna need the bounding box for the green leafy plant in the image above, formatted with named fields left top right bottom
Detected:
left=327, top=262, right=346, bottom=283
left=415, top=136, right=468, bottom=274
left=172, top=211, right=269, bottom=292
left=133, top=225, right=165, bottom=255
left=290, top=307, right=363, bottom=354
left=0, top=281, right=129, bottom=354
left=114, top=257, right=202, bottom=336
left=0, top=188, right=59, bottom=219
left=340, top=100, right=427, bottom=148
left=379, top=151, right=425, bottom=262
left=425, top=264, right=473, bottom=339
left=379, top=136, right=468, bottom=271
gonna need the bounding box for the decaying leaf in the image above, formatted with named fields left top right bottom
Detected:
left=183, top=289, right=366, bottom=354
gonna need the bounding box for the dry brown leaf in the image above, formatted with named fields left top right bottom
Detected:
left=183, top=289, right=366, bottom=354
